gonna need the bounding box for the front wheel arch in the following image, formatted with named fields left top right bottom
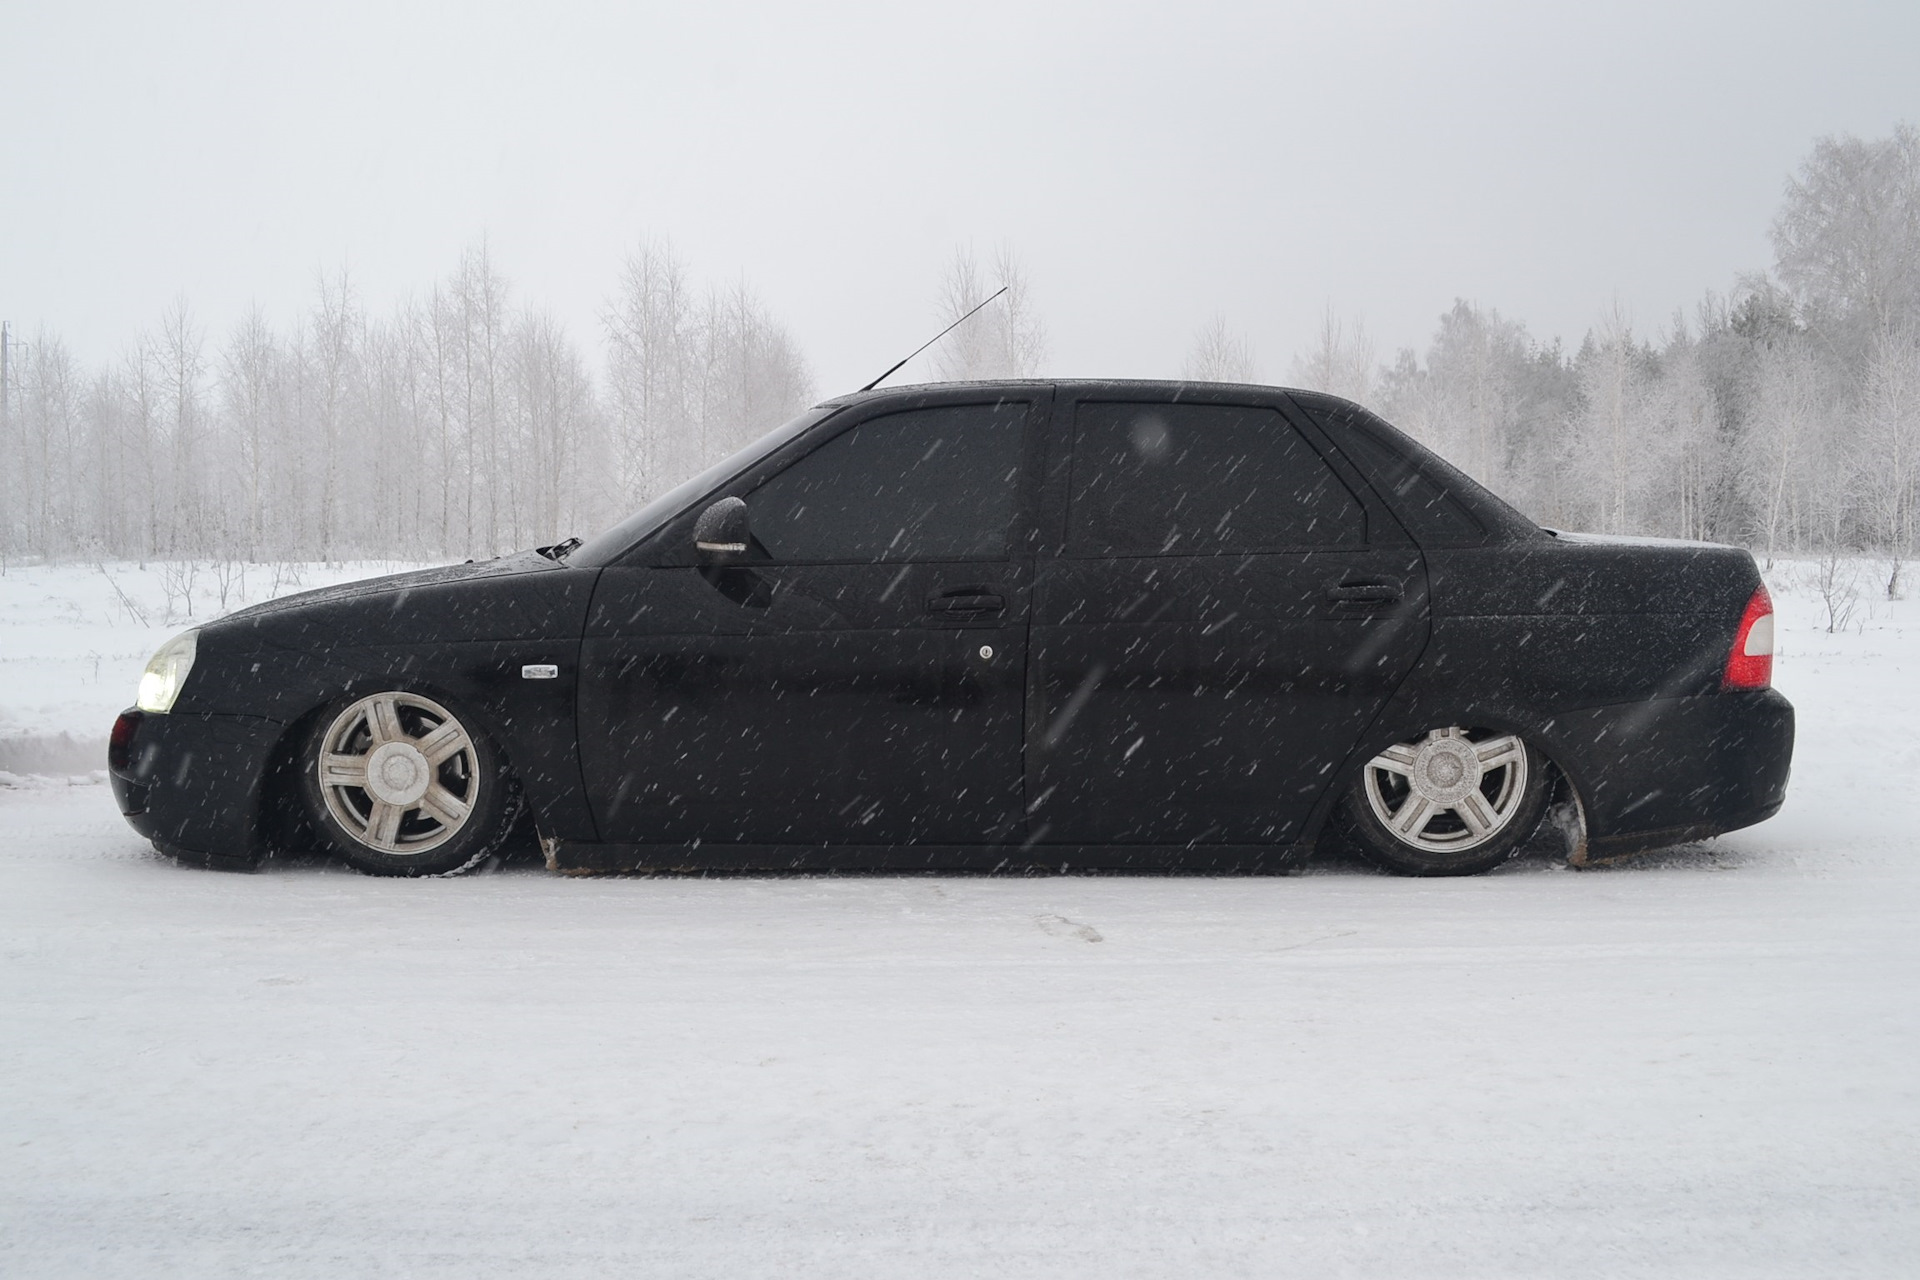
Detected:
left=276, top=682, right=526, bottom=875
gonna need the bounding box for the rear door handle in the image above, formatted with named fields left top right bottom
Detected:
left=1327, top=581, right=1402, bottom=606
left=927, top=591, right=1006, bottom=617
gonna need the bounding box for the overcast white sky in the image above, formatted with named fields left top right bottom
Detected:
left=3, top=0, right=1917, bottom=394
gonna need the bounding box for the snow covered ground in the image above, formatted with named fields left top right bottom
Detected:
left=0, top=559, right=436, bottom=774
left=1, top=559, right=1916, bottom=1276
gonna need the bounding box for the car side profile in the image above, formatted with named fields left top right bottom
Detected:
left=109, top=380, right=1794, bottom=877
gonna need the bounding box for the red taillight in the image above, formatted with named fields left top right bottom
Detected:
left=1722, top=585, right=1774, bottom=691
left=109, top=710, right=142, bottom=772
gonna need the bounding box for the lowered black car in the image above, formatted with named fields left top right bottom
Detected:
left=109, top=381, right=1792, bottom=877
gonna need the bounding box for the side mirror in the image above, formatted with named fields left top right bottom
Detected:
left=693, top=496, right=750, bottom=560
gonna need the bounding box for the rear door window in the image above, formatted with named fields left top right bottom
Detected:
left=1068, top=402, right=1364, bottom=556
left=749, top=402, right=1025, bottom=562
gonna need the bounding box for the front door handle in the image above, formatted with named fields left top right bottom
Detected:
left=1327, top=581, right=1402, bottom=606
left=927, top=588, right=1006, bottom=617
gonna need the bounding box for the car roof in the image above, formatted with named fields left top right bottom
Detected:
left=813, top=379, right=1315, bottom=410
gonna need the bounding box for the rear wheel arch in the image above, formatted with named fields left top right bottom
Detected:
left=1309, top=709, right=1589, bottom=872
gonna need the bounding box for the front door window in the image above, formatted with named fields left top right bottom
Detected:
left=749, top=403, right=1024, bottom=562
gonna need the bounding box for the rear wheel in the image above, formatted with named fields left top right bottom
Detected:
left=299, top=691, right=519, bottom=876
left=1338, top=726, right=1548, bottom=876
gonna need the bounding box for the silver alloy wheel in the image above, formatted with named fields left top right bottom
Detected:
left=315, top=692, right=478, bottom=856
left=1361, top=726, right=1529, bottom=853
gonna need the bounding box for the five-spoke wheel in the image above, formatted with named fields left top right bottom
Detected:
left=1339, top=725, right=1549, bottom=875
left=300, top=691, right=519, bottom=876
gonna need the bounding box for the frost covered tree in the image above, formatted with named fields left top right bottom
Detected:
left=510, top=310, right=603, bottom=546
left=605, top=239, right=698, bottom=503
left=219, top=308, right=281, bottom=555
left=1288, top=305, right=1374, bottom=405
left=305, top=274, right=362, bottom=557
left=1250, top=124, right=1920, bottom=552
left=696, top=280, right=815, bottom=462
left=151, top=301, right=209, bottom=555
left=2, top=332, right=83, bottom=558
left=431, top=248, right=508, bottom=553
left=0, top=237, right=813, bottom=563
left=1637, top=327, right=1721, bottom=542
left=932, top=244, right=1046, bottom=381
left=604, top=239, right=814, bottom=509
left=1183, top=315, right=1258, bottom=382
left=1741, top=334, right=1828, bottom=556
left=1773, top=124, right=1920, bottom=348
left=1368, top=302, right=1577, bottom=522
left=1568, top=310, right=1651, bottom=534
left=1858, top=324, right=1920, bottom=558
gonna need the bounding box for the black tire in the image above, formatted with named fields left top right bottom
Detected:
left=1336, top=725, right=1550, bottom=876
left=298, top=690, right=521, bottom=877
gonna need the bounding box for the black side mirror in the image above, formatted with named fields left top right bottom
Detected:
left=693, top=496, right=750, bottom=561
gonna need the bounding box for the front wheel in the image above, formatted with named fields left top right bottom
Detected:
left=298, top=690, right=520, bottom=876
left=1337, top=726, right=1549, bottom=876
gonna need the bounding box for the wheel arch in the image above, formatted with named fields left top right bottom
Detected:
left=257, top=675, right=534, bottom=856
left=1301, top=703, right=1591, bottom=854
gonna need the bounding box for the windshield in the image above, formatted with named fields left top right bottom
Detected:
left=568, top=404, right=845, bottom=567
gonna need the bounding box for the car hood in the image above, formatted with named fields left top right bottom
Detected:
left=198, top=549, right=596, bottom=652
left=217, top=551, right=555, bottom=624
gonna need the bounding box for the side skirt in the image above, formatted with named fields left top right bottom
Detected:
left=544, top=838, right=1312, bottom=876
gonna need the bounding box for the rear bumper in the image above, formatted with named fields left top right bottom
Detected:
left=108, top=708, right=286, bottom=867
left=1551, top=688, right=1793, bottom=849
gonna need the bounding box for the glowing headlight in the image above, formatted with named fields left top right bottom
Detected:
left=136, top=630, right=199, bottom=714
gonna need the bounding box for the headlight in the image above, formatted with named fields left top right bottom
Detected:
left=136, top=630, right=199, bottom=713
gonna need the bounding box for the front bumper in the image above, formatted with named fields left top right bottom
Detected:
left=108, top=708, right=287, bottom=867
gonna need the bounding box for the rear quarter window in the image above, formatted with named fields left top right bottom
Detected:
left=1293, top=398, right=1495, bottom=545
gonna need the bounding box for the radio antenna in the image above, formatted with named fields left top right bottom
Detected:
left=858, top=285, right=1009, bottom=393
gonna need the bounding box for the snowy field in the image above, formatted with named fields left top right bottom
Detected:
left=0, top=559, right=437, bottom=775
left=1, top=558, right=1917, bottom=1276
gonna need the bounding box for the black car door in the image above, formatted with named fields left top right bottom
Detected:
left=1028, top=394, right=1429, bottom=846
left=579, top=393, right=1045, bottom=847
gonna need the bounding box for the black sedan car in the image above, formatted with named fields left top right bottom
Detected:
left=109, top=381, right=1793, bottom=877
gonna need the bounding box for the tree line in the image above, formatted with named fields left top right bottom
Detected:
left=3, top=126, right=1915, bottom=566
left=0, top=240, right=812, bottom=562
left=1197, top=124, right=1920, bottom=568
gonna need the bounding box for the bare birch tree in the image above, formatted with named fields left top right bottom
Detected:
left=605, top=240, right=698, bottom=503
left=933, top=244, right=1046, bottom=381
left=1183, top=315, right=1259, bottom=382
left=1571, top=307, right=1649, bottom=534
left=1288, top=304, right=1375, bottom=405
left=1859, top=324, right=1920, bottom=560
left=1743, top=336, right=1827, bottom=556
